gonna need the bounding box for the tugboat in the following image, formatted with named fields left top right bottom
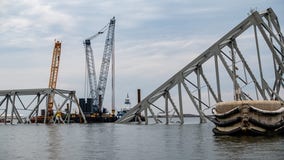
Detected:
left=117, top=94, right=131, bottom=118
left=117, top=93, right=145, bottom=122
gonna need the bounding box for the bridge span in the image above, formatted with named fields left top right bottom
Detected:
left=116, top=8, right=284, bottom=124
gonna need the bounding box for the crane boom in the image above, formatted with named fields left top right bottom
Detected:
left=84, top=39, right=99, bottom=112
left=84, top=17, right=116, bottom=113
left=49, top=41, right=61, bottom=89
left=97, top=17, right=115, bottom=112
left=84, top=28, right=107, bottom=113
left=48, top=40, right=61, bottom=117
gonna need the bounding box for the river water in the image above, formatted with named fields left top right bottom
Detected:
left=0, top=118, right=283, bottom=160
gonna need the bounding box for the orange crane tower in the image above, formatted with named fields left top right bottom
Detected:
left=47, top=41, right=62, bottom=119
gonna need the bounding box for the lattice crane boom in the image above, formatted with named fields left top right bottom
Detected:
left=97, top=17, right=115, bottom=112
left=84, top=28, right=107, bottom=112
left=84, top=38, right=99, bottom=111
left=84, top=17, right=116, bottom=113
left=49, top=41, right=61, bottom=89
left=48, top=40, right=61, bottom=116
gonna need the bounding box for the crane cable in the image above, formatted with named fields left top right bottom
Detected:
left=86, top=23, right=109, bottom=40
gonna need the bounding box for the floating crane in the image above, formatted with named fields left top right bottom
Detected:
left=84, top=17, right=116, bottom=115
left=47, top=40, right=62, bottom=120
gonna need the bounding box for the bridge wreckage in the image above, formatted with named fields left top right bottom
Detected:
left=117, top=8, right=284, bottom=135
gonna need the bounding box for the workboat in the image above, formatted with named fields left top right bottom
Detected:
left=117, top=94, right=145, bottom=122
left=212, top=100, right=284, bottom=135
left=117, top=107, right=130, bottom=118
left=117, top=108, right=145, bottom=122
left=117, top=94, right=132, bottom=119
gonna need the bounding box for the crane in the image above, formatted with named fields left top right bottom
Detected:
left=47, top=40, right=62, bottom=119
left=84, top=17, right=116, bottom=114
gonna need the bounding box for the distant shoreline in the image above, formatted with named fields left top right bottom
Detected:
left=148, top=114, right=200, bottom=118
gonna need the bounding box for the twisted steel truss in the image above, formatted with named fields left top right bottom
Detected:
left=0, top=88, right=87, bottom=124
left=116, top=8, right=284, bottom=124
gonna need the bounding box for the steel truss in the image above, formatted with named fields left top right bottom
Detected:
left=116, top=8, right=284, bottom=124
left=0, top=88, right=87, bottom=124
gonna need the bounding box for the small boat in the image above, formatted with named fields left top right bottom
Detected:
left=117, top=94, right=132, bottom=119
left=117, top=107, right=130, bottom=119
left=117, top=94, right=145, bottom=122
left=212, top=100, right=284, bottom=135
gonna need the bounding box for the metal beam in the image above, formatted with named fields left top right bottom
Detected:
left=116, top=8, right=284, bottom=124
left=0, top=88, right=86, bottom=124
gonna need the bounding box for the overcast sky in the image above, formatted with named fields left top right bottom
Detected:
left=0, top=0, right=283, bottom=112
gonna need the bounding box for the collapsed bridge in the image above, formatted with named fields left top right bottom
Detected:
left=116, top=8, right=284, bottom=124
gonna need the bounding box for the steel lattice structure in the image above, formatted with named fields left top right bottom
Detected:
left=84, top=17, right=116, bottom=113
left=116, top=8, right=284, bottom=124
left=0, top=88, right=87, bottom=124
left=97, top=17, right=116, bottom=111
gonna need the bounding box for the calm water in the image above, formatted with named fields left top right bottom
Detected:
left=0, top=118, right=283, bottom=160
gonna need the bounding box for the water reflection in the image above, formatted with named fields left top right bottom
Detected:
left=0, top=118, right=283, bottom=160
left=47, top=125, right=62, bottom=160
left=213, top=135, right=284, bottom=159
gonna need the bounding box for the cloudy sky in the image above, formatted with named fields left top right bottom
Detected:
left=0, top=0, right=283, bottom=112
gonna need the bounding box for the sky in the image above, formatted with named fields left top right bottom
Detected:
left=0, top=0, right=283, bottom=113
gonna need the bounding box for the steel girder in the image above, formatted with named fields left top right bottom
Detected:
left=116, top=8, right=284, bottom=124
left=0, top=88, right=87, bottom=124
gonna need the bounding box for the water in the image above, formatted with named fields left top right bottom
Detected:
left=0, top=118, right=283, bottom=160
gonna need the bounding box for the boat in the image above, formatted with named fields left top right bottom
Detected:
left=117, top=108, right=130, bottom=119
left=212, top=100, right=284, bottom=135
left=117, top=94, right=145, bottom=122
left=117, top=94, right=131, bottom=119
left=79, top=98, right=117, bottom=123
